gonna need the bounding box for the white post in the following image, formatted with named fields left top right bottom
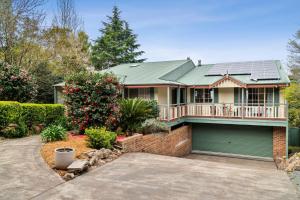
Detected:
left=241, top=88, right=244, bottom=118
left=167, top=86, right=170, bottom=121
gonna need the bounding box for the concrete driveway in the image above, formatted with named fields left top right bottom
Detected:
left=33, top=153, right=298, bottom=200
left=0, top=136, right=63, bottom=200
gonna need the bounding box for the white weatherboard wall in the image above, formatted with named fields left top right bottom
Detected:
left=218, top=88, right=234, bottom=103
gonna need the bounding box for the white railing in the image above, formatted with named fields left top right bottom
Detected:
left=159, top=103, right=287, bottom=121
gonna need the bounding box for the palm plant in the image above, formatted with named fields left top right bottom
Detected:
left=119, top=98, right=154, bottom=134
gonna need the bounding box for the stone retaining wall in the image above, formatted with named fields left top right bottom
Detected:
left=119, top=125, right=192, bottom=157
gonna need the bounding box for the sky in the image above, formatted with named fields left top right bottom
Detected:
left=44, top=0, right=300, bottom=67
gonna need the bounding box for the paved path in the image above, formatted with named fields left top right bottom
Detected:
left=0, top=136, right=64, bottom=200
left=33, top=153, right=299, bottom=200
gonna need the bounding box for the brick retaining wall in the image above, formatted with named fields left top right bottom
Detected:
left=273, top=127, right=286, bottom=158
left=119, top=125, right=192, bottom=157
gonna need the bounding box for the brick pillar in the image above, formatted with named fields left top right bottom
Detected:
left=273, top=127, right=286, bottom=158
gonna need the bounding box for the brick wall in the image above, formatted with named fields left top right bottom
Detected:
left=119, top=125, right=192, bottom=157
left=273, top=127, right=286, bottom=158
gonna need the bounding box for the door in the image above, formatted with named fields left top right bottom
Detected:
left=192, top=124, right=273, bottom=158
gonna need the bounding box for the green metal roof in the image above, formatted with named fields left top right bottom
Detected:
left=102, top=59, right=192, bottom=85
left=54, top=59, right=290, bottom=87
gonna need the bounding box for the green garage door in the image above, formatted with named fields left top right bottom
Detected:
left=192, top=124, right=273, bottom=158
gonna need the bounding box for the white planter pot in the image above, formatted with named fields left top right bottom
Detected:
left=55, top=148, right=75, bottom=170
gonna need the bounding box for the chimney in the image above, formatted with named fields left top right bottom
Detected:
left=198, top=59, right=202, bottom=66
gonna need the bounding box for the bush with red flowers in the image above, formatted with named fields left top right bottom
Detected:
left=64, top=72, right=121, bottom=133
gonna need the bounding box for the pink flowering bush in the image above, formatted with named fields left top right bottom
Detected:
left=64, top=72, right=121, bottom=133
left=0, top=62, right=37, bottom=102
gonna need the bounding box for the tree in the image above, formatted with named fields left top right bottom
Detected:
left=288, top=30, right=300, bottom=82
left=0, top=0, right=45, bottom=69
left=30, top=62, right=63, bottom=103
left=91, top=6, right=145, bottom=70
left=41, top=27, right=90, bottom=77
left=0, top=62, right=37, bottom=102
left=284, top=83, right=300, bottom=127
left=53, top=0, right=83, bottom=33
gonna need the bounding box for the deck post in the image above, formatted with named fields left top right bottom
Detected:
left=177, top=86, right=180, bottom=117
left=241, top=88, right=244, bottom=119
left=167, top=86, right=170, bottom=121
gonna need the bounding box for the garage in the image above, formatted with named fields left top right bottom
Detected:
left=192, top=124, right=273, bottom=158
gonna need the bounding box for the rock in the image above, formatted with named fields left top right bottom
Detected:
left=113, top=149, right=122, bottom=156
left=103, top=149, right=112, bottom=158
left=86, top=150, right=96, bottom=158
left=63, top=173, right=75, bottom=181
left=67, top=160, right=89, bottom=173
left=97, top=159, right=106, bottom=166
left=95, top=150, right=104, bottom=159
left=109, top=154, right=119, bottom=160
left=89, top=155, right=98, bottom=166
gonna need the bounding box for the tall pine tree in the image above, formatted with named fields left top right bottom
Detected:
left=91, top=6, right=145, bottom=70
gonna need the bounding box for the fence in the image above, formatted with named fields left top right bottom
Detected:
left=289, top=127, right=300, bottom=146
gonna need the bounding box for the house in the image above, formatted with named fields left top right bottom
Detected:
left=54, top=58, right=290, bottom=160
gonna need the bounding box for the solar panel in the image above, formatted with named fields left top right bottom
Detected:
left=206, top=60, right=280, bottom=80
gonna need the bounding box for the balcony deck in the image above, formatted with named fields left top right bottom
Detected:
left=159, top=103, right=288, bottom=123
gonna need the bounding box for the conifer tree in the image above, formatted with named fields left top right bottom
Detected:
left=91, top=6, right=145, bottom=70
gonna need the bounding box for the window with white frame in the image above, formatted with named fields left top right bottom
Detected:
left=195, top=89, right=212, bottom=103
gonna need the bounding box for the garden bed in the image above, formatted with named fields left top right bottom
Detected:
left=40, top=133, right=123, bottom=179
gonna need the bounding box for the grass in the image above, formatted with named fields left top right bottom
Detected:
left=40, top=133, right=92, bottom=176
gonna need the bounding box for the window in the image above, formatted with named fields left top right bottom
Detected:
left=171, top=88, right=186, bottom=104
left=195, top=89, right=212, bottom=103
left=128, top=88, right=150, bottom=99
left=248, top=88, right=264, bottom=105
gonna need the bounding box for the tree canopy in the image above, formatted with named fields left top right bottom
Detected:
left=91, top=6, right=145, bottom=70
left=288, top=30, right=300, bottom=82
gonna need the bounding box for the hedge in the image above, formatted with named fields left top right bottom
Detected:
left=0, top=101, right=65, bottom=135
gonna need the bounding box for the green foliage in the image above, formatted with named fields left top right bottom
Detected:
left=288, top=146, right=300, bottom=154
left=139, top=119, right=169, bottom=134
left=0, top=62, right=37, bottom=102
left=91, top=6, right=145, bottom=70
left=0, top=101, right=22, bottom=130
left=1, top=118, right=28, bottom=138
left=44, top=104, right=65, bottom=125
left=0, top=101, right=65, bottom=137
left=30, top=62, right=63, bottom=103
left=42, top=27, right=90, bottom=77
left=64, top=71, right=121, bottom=132
left=85, top=127, right=116, bottom=149
left=119, top=98, right=159, bottom=133
left=284, top=83, right=300, bottom=109
left=21, top=103, right=47, bottom=127
left=41, top=124, right=66, bottom=142
left=288, top=30, right=300, bottom=82
left=52, top=116, right=73, bottom=131
left=289, top=108, right=300, bottom=127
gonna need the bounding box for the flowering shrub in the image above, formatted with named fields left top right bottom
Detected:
left=64, top=72, right=121, bottom=132
left=0, top=62, right=37, bottom=102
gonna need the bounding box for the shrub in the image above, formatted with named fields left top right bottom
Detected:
left=139, top=119, right=169, bottom=134
left=289, top=108, right=300, bottom=128
left=119, top=98, right=159, bottom=134
left=0, top=101, right=65, bottom=137
left=1, top=117, right=28, bottom=138
left=147, top=100, right=160, bottom=119
left=21, top=103, right=46, bottom=127
left=288, top=146, right=300, bottom=155
left=44, top=104, right=65, bottom=125
left=41, top=125, right=66, bottom=142
left=0, top=62, right=37, bottom=102
left=85, top=127, right=116, bottom=149
left=52, top=115, right=72, bottom=130
left=0, top=101, right=22, bottom=130
left=64, top=72, right=121, bottom=132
